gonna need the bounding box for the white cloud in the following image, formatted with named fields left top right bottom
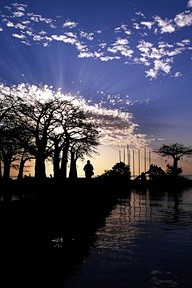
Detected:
left=187, top=0, right=192, bottom=8
left=154, top=16, right=175, bottom=34
left=0, top=83, right=149, bottom=149
left=27, top=13, right=53, bottom=25
left=115, top=24, right=132, bottom=35
left=175, top=12, right=192, bottom=27
left=154, top=59, right=172, bottom=74
left=140, top=21, right=153, bottom=30
left=173, top=72, right=182, bottom=78
left=13, top=11, right=24, bottom=17
left=15, top=23, right=27, bottom=30
left=108, top=38, right=133, bottom=58
left=51, top=34, right=77, bottom=44
left=33, top=35, right=44, bottom=41
left=12, top=33, right=26, bottom=40
left=83, top=104, right=148, bottom=147
left=11, top=3, right=27, bottom=12
left=146, top=68, right=158, bottom=79
left=6, top=21, right=14, bottom=27
left=1, top=2, right=191, bottom=80
left=80, top=31, right=94, bottom=41
left=100, top=55, right=120, bottom=61
left=78, top=51, right=94, bottom=58
left=133, top=22, right=140, bottom=30
left=63, top=20, right=77, bottom=29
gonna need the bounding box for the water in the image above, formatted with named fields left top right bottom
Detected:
left=63, top=188, right=192, bottom=288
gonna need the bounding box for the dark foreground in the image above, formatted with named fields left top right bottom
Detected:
left=0, top=178, right=119, bottom=287
left=0, top=177, right=191, bottom=287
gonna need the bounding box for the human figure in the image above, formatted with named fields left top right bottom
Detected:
left=83, top=160, right=94, bottom=179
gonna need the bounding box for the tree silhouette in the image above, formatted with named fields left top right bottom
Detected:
left=49, top=102, right=99, bottom=179
left=99, top=161, right=131, bottom=180
left=0, top=130, right=17, bottom=179
left=154, top=143, right=192, bottom=177
left=13, top=96, right=62, bottom=180
left=0, top=92, right=19, bottom=178
left=146, top=164, right=166, bottom=180
left=0, top=87, right=100, bottom=180
left=68, top=122, right=99, bottom=179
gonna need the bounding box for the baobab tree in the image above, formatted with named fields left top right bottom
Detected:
left=68, top=128, right=100, bottom=179
left=0, top=92, right=16, bottom=122
left=52, top=104, right=100, bottom=179
left=0, top=91, right=19, bottom=178
left=154, top=143, right=192, bottom=177
left=0, top=126, right=23, bottom=179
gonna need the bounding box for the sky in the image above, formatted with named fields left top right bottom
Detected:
left=0, top=0, right=192, bottom=177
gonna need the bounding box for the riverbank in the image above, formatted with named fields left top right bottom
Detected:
left=0, top=176, right=192, bottom=201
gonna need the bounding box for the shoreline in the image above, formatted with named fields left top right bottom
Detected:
left=0, top=176, right=192, bottom=202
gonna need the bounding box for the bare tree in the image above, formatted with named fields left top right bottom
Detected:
left=0, top=91, right=19, bottom=178
left=68, top=125, right=100, bottom=179
left=0, top=92, right=16, bottom=122
left=51, top=103, right=100, bottom=179
left=49, top=101, right=84, bottom=179
left=154, top=143, right=192, bottom=177
left=16, top=148, right=34, bottom=180
left=0, top=87, right=100, bottom=180
left=14, top=96, right=63, bottom=180
left=0, top=127, right=21, bottom=179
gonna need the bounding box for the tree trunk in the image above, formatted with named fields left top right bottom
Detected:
left=60, top=139, right=70, bottom=178
left=53, top=141, right=61, bottom=179
left=35, top=154, right=46, bottom=180
left=3, top=159, right=11, bottom=180
left=17, top=158, right=25, bottom=180
left=69, top=150, right=77, bottom=179
left=173, top=157, right=179, bottom=177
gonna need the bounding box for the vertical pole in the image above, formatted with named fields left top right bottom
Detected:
left=127, top=145, right=130, bottom=166
left=149, top=150, right=151, bottom=170
left=138, top=149, right=140, bottom=176
left=133, top=149, right=135, bottom=178
left=124, top=147, right=125, bottom=163
left=144, top=148, right=147, bottom=173
left=119, top=150, right=121, bottom=162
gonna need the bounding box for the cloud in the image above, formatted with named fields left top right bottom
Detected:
left=83, top=105, right=148, bottom=148
left=174, top=11, right=192, bottom=27
left=12, top=33, right=26, bottom=40
left=0, top=83, right=149, bottom=149
left=1, top=2, right=191, bottom=79
left=51, top=34, right=77, bottom=44
left=62, top=20, right=77, bottom=29
left=140, top=21, right=153, bottom=30
left=135, top=39, right=190, bottom=78
left=153, top=16, right=175, bottom=34
left=188, top=0, right=192, bottom=8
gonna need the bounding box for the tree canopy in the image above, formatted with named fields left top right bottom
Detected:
left=0, top=89, right=100, bottom=179
left=154, top=143, right=192, bottom=177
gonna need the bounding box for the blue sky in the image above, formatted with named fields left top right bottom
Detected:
left=0, top=0, right=192, bottom=176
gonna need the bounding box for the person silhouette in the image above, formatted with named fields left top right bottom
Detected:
left=83, top=160, right=94, bottom=179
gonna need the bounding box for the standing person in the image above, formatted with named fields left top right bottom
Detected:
left=83, top=160, right=94, bottom=179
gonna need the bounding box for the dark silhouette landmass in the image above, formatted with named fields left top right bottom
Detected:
left=0, top=176, right=192, bottom=287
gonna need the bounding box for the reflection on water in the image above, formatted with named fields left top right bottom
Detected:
left=0, top=194, right=20, bottom=202
left=64, top=188, right=192, bottom=288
